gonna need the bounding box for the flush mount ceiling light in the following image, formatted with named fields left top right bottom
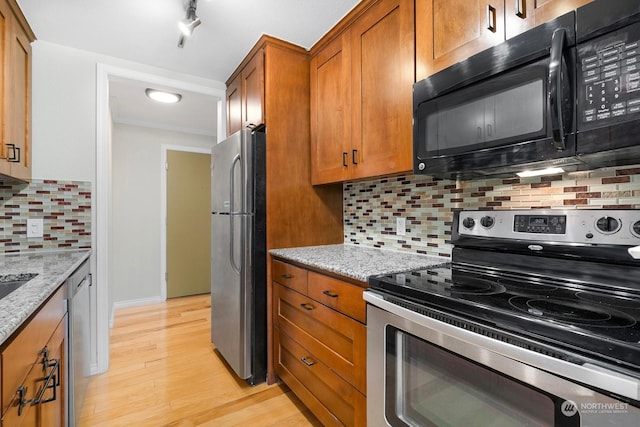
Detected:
left=516, top=167, right=565, bottom=178
left=145, top=88, right=182, bottom=104
left=177, top=0, right=201, bottom=48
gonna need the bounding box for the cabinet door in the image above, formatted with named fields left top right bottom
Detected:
left=506, top=0, right=592, bottom=39
left=242, top=49, right=264, bottom=129
left=5, top=15, right=31, bottom=181
left=417, top=0, right=505, bottom=79
left=0, top=0, right=10, bottom=177
left=351, top=0, right=414, bottom=179
left=226, top=74, right=242, bottom=136
left=2, top=319, right=65, bottom=427
left=310, top=33, right=352, bottom=185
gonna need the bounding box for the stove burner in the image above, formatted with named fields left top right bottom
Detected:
left=446, top=278, right=505, bottom=295
left=509, top=296, right=637, bottom=328
left=499, top=280, right=558, bottom=293
left=576, top=291, right=640, bottom=309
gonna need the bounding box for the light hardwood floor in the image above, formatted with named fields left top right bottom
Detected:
left=80, top=294, right=321, bottom=426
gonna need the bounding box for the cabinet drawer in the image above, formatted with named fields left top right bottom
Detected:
left=1, top=285, right=66, bottom=413
left=273, top=283, right=366, bottom=393
left=308, top=272, right=366, bottom=323
left=275, top=329, right=366, bottom=427
left=272, top=260, right=308, bottom=294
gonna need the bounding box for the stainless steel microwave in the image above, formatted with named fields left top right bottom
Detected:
left=413, top=0, right=640, bottom=179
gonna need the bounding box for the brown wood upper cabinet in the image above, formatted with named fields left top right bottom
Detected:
left=416, top=0, right=592, bottom=81
left=310, top=0, right=414, bottom=185
left=225, top=48, right=264, bottom=136
left=0, top=0, right=34, bottom=182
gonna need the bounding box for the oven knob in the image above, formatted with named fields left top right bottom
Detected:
left=462, top=217, right=475, bottom=229
left=632, top=220, right=640, bottom=237
left=595, top=216, right=621, bottom=234
left=480, top=216, right=494, bottom=228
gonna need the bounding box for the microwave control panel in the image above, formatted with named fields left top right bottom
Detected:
left=578, top=21, right=640, bottom=127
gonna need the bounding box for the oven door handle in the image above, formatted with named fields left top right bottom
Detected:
left=548, top=28, right=569, bottom=151
left=364, top=291, right=640, bottom=402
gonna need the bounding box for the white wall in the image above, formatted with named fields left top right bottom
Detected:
left=110, top=124, right=214, bottom=310
left=30, top=40, right=225, bottom=181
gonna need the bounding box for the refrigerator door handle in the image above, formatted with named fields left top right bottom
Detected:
left=229, top=154, right=242, bottom=274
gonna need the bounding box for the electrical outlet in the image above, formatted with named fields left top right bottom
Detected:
left=27, top=218, right=44, bottom=239
left=396, top=217, right=406, bottom=236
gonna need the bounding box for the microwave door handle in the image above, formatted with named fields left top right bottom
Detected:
left=549, top=28, right=567, bottom=151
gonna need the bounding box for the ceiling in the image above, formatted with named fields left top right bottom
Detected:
left=16, top=0, right=361, bottom=137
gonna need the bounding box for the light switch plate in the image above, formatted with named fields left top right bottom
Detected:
left=396, top=217, right=406, bottom=236
left=27, top=218, right=44, bottom=238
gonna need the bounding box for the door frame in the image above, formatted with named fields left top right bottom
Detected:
left=160, top=145, right=212, bottom=300
left=96, top=63, right=225, bottom=374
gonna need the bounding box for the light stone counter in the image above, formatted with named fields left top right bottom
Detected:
left=0, top=250, right=91, bottom=346
left=270, top=244, right=448, bottom=283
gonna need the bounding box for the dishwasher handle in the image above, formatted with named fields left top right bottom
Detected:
left=67, top=260, right=90, bottom=298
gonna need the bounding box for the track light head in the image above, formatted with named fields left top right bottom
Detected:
left=177, top=0, right=201, bottom=48
left=179, top=16, right=201, bottom=36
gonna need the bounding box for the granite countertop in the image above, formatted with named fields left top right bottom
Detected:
left=0, top=250, right=91, bottom=347
left=270, top=244, right=449, bottom=282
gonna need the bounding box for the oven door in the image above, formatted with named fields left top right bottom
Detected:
left=365, top=291, right=640, bottom=427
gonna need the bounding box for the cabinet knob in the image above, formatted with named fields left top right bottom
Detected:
left=342, top=152, right=348, bottom=167
left=300, top=303, right=314, bottom=311
left=281, top=274, right=293, bottom=280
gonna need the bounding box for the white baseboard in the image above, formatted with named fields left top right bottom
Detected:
left=109, top=296, right=166, bottom=327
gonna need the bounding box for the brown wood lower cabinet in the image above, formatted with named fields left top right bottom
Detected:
left=1, top=286, right=66, bottom=427
left=272, top=259, right=367, bottom=426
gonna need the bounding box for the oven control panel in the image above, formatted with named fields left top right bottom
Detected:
left=457, top=209, right=640, bottom=245
left=514, top=215, right=566, bottom=234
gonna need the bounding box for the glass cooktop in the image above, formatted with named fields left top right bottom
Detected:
left=369, top=262, right=640, bottom=371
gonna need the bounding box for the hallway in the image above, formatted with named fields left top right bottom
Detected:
left=80, top=294, right=320, bottom=426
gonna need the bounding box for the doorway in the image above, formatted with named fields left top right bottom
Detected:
left=166, top=149, right=211, bottom=298
left=96, top=63, right=226, bottom=374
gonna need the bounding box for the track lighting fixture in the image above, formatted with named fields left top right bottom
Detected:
left=178, top=0, right=201, bottom=48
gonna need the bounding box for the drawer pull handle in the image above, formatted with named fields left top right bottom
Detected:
left=301, top=356, right=315, bottom=366
left=281, top=274, right=293, bottom=279
left=36, top=357, right=60, bottom=405
left=17, top=386, right=33, bottom=416
left=322, top=290, right=339, bottom=298
left=7, top=144, right=20, bottom=162
left=515, top=0, right=525, bottom=18
left=486, top=5, right=497, bottom=32
left=300, top=303, right=314, bottom=311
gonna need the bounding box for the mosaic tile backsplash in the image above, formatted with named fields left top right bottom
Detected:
left=344, top=164, right=640, bottom=259
left=0, top=179, right=91, bottom=253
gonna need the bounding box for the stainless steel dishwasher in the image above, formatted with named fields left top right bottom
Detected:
left=66, top=260, right=91, bottom=427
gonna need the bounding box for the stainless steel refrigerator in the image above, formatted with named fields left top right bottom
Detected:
left=210, top=127, right=266, bottom=385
